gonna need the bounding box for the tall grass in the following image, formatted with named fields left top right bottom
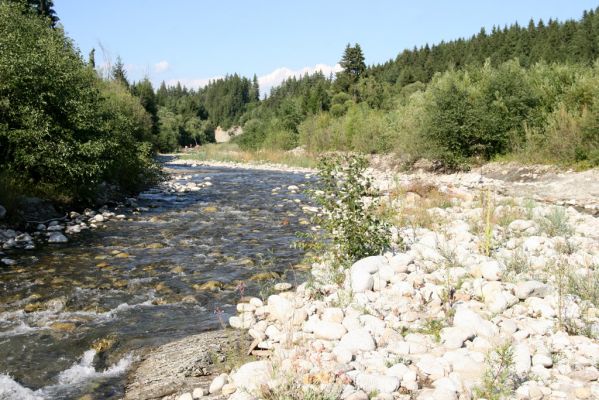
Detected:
left=181, top=143, right=319, bottom=169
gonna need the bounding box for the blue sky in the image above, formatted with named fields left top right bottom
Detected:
left=55, top=0, right=598, bottom=93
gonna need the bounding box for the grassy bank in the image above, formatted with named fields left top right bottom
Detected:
left=179, top=143, right=319, bottom=169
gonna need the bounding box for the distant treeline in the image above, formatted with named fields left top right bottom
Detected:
left=2, top=1, right=599, bottom=213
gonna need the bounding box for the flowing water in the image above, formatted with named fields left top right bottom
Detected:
left=0, top=163, right=313, bottom=399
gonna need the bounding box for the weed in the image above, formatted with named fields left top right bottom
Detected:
left=417, top=319, right=445, bottom=342
left=259, top=378, right=342, bottom=400
left=523, top=198, right=536, bottom=220
left=385, top=355, right=412, bottom=368
left=539, top=206, right=572, bottom=237
left=502, top=248, right=530, bottom=279
left=473, top=343, right=517, bottom=400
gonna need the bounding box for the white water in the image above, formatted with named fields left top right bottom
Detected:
left=0, top=350, right=133, bottom=400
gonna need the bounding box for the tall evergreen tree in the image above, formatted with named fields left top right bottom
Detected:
left=249, top=74, right=260, bottom=102
left=111, top=56, right=129, bottom=88
left=88, top=48, right=96, bottom=68
left=340, top=43, right=366, bottom=80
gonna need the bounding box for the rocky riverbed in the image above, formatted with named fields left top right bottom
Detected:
left=167, top=163, right=599, bottom=400
left=0, top=163, right=315, bottom=399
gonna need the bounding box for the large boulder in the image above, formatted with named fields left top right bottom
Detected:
left=338, top=328, right=376, bottom=354
left=231, top=360, right=272, bottom=392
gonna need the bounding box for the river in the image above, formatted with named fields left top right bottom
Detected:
left=0, top=163, right=313, bottom=399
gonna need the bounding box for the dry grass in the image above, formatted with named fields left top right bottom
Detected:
left=380, top=180, right=453, bottom=230
left=180, top=143, right=319, bottom=169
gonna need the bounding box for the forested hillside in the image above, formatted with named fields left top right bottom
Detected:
left=230, top=7, right=599, bottom=168
left=156, top=6, right=599, bottom=168
left=2, top=1, right=599, bottom=214
left=0, top=0, right=160, bottom=212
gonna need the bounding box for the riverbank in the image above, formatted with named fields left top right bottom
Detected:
left=156, top=156, right=599, bottom=400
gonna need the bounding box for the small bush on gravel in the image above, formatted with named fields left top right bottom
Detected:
left=474, top=343, right=517, bottom=400
left=299, top=154, right=392, bottom=271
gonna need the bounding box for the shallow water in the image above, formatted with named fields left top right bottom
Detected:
left=0, top=164, right=313, bottom=399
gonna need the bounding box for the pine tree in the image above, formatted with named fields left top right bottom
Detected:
left=88, top=48, right=96, bottom=68
left=249, top=74, right=260, bottom=102
left=112, top=56, right=129, bottom=88
left=340, top=43, right=366, bottom=81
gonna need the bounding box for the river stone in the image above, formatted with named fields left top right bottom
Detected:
left=355, top=373, right=399, bottom=394
left=209, top=374, right=228, bottom=394
left=323, top=307, right=344, bottom=323
left=440, top=327, right=473, bottom=349
left=231, top=360, right=272, bottom=392
left=453, top=305, right=497, bottom=337
left=514, top=343, right=532, bottom=376
left=177, top=393, right=193, bottom=400
left=229, top=315, right=255, bottom=330
left=267, top=295, right=293, bottom=323
left=314, top=321, right=347, bottom=340
left=274, top=282, right=292, bottom=291
left=350, top=268, right=373, bottom=293
left=48, top=232, right=68, bottom=243
left=515, top=280, right=550, bottom=299
left=480, top=260, right=502, bottom=281
left=338, top=328, right=376, bottom=354
left=229, top=392, right=255, bottom=400
left=191, top=388, right=205, bottom=399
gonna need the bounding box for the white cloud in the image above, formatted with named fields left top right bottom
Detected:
left=164, top=76, right=222, bottom=89
left=163, top=63, right=342, bottom=94
left=258, top=63, right=342, bottom=95
left=154, top=60, right=170, bottom=74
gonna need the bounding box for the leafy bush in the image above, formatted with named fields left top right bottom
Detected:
left=305, top=154, right=391, bottom=268
left=0, top=2, right=160, bottom=206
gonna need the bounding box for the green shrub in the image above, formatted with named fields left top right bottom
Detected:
left=303, top=154, right=392, bottom=268
left=0, top=2, right=160, bottom=205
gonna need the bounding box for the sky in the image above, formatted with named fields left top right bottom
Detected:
left=55, top=0, right=598, bottom=94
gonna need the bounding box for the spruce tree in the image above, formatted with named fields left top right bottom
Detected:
left=340, top=43, right=366, bottom=81
left=112, top=56, right=129, bottom=88
left=88, top=48, right=96, bottom=68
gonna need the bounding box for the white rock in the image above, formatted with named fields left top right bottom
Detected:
left=229, top=315, right=255, bottom=329
left=389, top=253, right=413, bottom=272
left=440, top=327, right=473, bottom=349
left=249, top=297, right=263, bottom=307
left=453, top=305, right=497, bottom=337
left=333, top=346, right=353, bottom=363
left=526, top=297, right=556, bottom=318
left=386, top=363, right=410, bottom=379
left=480, top=260, right=502, bottom=281
left=532, top=353, right=553, bottom=368
left=267, top=295, right=293, bottom=323
left=274, top=282, right=292, bottom=291
left=417, top=355, right=448, bottom=380
left=431, top=388, right=457, bottom=400
left=231, top=361, right=272, bottom=392
left=350, top=268, right=374, bottom=293
left=229, top=391, right=255, bottom=400
left=209, top=374, right=228, bottom=394
left=323, top=307, right=344, bottom=323
left=513, top=343, right=532, bottom=376
left=178, top=393, right=193, bottom=400
left=192, top=387, right=205, bottom=399
left=351, top=255, right=386, bottom=274
left=48, top=232, right=68, bottom=243
left=339, top=328, right=376, bottom=354
left=314, top=321, right=347, bottom=340
left=401, top=370, right=418, bottom=391
left=514, top=280, right=550, bottom=299
left=355, top=373, right=400, bottom=394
